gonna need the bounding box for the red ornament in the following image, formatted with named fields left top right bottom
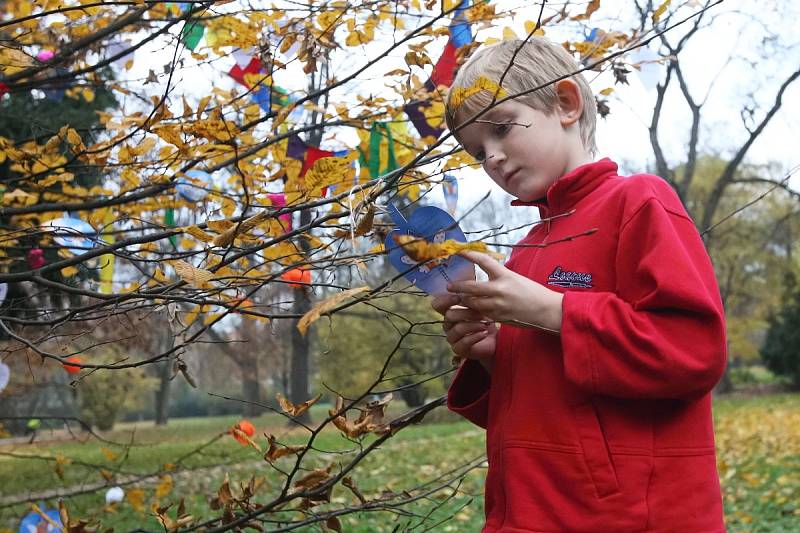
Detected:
left=232, top=419, right=256, bottom=445
left=0, top=82, right=9, bottom=96
left=281, top=268, right=311, bottom=289
left=27, top=248, right=45, bottom=269
left=62, top=356, right=82, bottom=374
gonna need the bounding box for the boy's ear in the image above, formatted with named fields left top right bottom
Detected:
left=555, top=79, right=583, bottom=127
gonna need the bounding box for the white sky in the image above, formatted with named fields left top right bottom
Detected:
left=116, top=0, right=800, bottom=235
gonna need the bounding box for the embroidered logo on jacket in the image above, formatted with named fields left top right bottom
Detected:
left=547, top=266, right=593, bottom=289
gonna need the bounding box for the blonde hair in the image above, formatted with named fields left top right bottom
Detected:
left=445, top=38, right=597, bottom=155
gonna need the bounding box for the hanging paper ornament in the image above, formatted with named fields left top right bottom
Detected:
left=231, top=419, right=255, bottom=445
left=181, top=20, right=205, bottom=51
left=629, top=46, right=662, bottom=91
left=44, top=216, right=97, bottom=254
left=27, top=248, right=45, bottom=269
left=0, top=82, right=9, bottom=97
left=442, top=174, right=459, bottom=216
left=0, top=282, right=7, bottom=305
left=281, top=268, right=311, bottom=289
left=0, top=362, right=9, bottom=393
left=26, top=418, right=41, bottom=430
left=176, top=170, right=212, bottom=202
left=103, top=38, right=135, bottom=68
left=36, top=50, right=54, bottom=62
left=19, top=507, right=62, bottom=533
left=62, top=356, right=83, bottom=374
left=385, top=204, right=475, bottom=295
left=105, top=486, right=125, bottom=504
left=266, top=193, right=293, bottom=231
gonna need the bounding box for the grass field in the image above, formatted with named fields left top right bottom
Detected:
left=1, top=394, right=798, bottom=532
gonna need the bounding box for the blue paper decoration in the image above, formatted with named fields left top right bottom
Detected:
left=45, top=216, right=97, bottom=254
left=176, top=170, right=212, bottom=202
left=19, top=507, right=62, bottom=533
left=385, top=204, right=474, bottom=295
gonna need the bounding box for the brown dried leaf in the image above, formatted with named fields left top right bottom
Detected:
left=171, top=260, right=214, bottom=287
left=264, top=434, right=306, bottom=463
left=276, top=392, right=322, bottom=417
left=297, top=286, right=370, bottom=335
left=293, top=463, right=334, bottom=491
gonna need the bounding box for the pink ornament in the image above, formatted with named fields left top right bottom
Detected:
left=37, top=50, right=55, bottom=62
left=267, top=193, right=293, bottom=231
left=27, top=248, right=45, bottom=269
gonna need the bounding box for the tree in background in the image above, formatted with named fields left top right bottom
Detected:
left=761, top=273, right=800, bottom=390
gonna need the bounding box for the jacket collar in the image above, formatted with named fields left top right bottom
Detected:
left=510, top=158, right=618, bottom=214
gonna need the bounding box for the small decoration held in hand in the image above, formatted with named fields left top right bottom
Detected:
left=385, top=203, right=476, bottom=295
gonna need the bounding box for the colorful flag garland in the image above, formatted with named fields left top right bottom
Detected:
left=404, top=0, right=473, bottom=139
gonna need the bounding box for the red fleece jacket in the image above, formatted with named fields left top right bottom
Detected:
left=448, top=159, right=727, bottom=532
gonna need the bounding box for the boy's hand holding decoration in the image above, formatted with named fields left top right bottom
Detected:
left=448, top=251, right=563, bottom=334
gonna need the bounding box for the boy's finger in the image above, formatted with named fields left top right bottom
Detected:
left=444, top=307, right=485, bottom=323
left=431, top=293, right=460, bottom=314
left=459, top=251, right=506, bottom=279
left=447, top=280, right=492, bottom=296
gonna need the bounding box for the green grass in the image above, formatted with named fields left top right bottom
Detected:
left=1, top=395, right=799, bottom=531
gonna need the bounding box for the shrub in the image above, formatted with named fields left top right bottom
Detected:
left=761, top=285, right=800, bottom=390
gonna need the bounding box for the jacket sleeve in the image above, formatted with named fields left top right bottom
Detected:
left=561, top=197, right=727, bottom=400
left=447, top=359, right=490, bottom=428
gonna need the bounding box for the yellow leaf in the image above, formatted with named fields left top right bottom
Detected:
left=297, top=287, right=370, bottom=335
left=60, top=266, right=79, bottom=277
left=599, top=87, right=614, bottom=96
left=155, top=475, right=173, bottom=499
left=171, top=260, right=215, bottom=287
left=206, top=219, right=235, bottom=233
left=65, top=128, right=82, bottom=146
left=394, top=235, right=503, bottom=262
left=652, top=0, right=672, bottom=23
left=185, top=225, right=215, bottom=243
left=126, top=488, right=146, bottom=512
left=448, top=76, right=507, bottom=111
left=100, top=447, right=117, bottom=461
left=524, top=21, right=546, bottom=36
left=502, top=27, right=517, bottom=40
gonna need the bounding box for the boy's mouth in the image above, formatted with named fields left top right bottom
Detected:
left=503, top=168, right=520, bottom=184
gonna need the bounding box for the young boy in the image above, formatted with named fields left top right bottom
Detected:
left=432, top=38, right=727, bottom=532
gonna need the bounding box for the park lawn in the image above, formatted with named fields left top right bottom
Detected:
left=1, top=394, right=798, bottom=532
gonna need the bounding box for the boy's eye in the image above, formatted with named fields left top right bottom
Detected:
left=475, top=151, right=486, bottom=162
left=495, top=123, right=510, bottom=135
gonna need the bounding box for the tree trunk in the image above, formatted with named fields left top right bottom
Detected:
left=154, top=326, right=175, bottom=426
left=241, top=355, right=262, bottom=417
left=289, top=237, right=312, bottom=425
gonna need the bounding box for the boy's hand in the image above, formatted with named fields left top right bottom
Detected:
left=447, top=251, right=563, bottom=333
left=431, top=294, right=496, bottom=370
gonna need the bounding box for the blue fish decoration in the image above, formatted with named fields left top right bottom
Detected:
left=385, top=204, right=474, bottom=295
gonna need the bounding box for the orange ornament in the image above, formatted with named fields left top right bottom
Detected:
left=281, top=268, right=311, bottom=288
left=232, top=419, right=256, bottom=445
left=62, top=356, right=82, bottom=374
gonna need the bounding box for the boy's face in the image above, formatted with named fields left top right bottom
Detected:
left=457, top=100, right=578, bottom=202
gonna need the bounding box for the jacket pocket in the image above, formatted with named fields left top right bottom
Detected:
left=573, top=401, right=619, bottom=498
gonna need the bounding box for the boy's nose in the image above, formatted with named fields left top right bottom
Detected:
left=486, top=149, right=506, bottom=173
